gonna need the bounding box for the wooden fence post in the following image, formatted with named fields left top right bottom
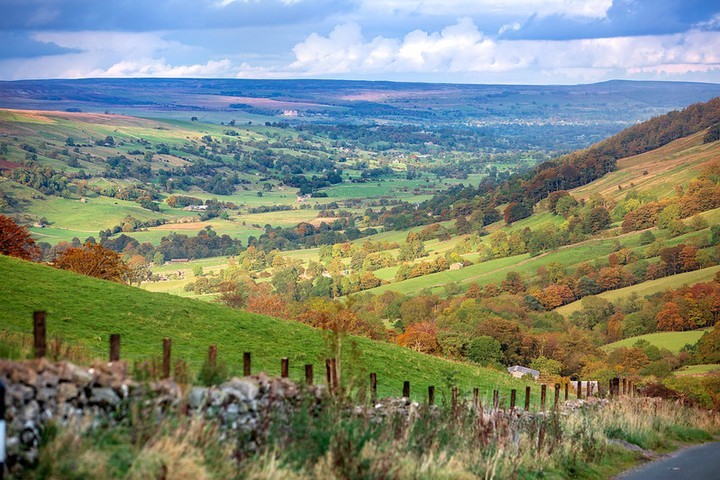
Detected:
left=510, top=389, right=516, bottom=410
left=473, top=387, right=479, bottom=410
left=525, top=386, right=531, bottom=411
left=564, top=382, right=569, bottom=401
left=305, top=363, right=312, bottom=385
left=162, top=337, right=171, bottom=379
left=622, top=378, right=627, bottom=396
left=403, top=381, right=410, bottom=398
left=243, top=352, right=251, bottom=376
left=428, top=385, right=435, bottom=406
left=540, top=384, right=547, bottom=411
left=330, top=358, right=339, bottom=392
left=492, top=389, right=499, bottom=410
left=586, top=380, right=591, bottom=398
left=33, top=311, right=46, bottom=359
left=451, top=386, right=458, bottom=412
left=281, top=357, right=289, bottom=378
left=538, top=424, right=546, bottom=452
left=325, top=359, right=333, bottom=393
left=109, top=334, right=120, bottom=362
left=370, top=373, right=377, bottom=402
left=208, top=345, right=217, bottom=368
left=576, top=380, right=582, bottom=399
left=554, top=384, right=560, bottom=410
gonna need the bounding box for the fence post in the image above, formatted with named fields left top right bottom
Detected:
left=305, top=364, right=313, bottom=386
left=586, top=380, right=591, bottom=398
left=428, top=385, right=435, bottom=406
left=33, top=311, right=46, bottom=359
left=325, top=359, right=333, bottom=394
left=564, top=382, right=569, bottom=401
left=525, top=386, right=531, bottom=411
left=473, top=387, right=479, bottom=410
left=576, top=380, right=582, bottom=399
left=329, top=358, right=338, bottom=392
left=403, top=381, right=410, bottom=398
left=370, top=373, right=377, bottom=402
left=554, top=384, right=560, bottom=410
left=281, top=357, right=289, bottom=378
left=109, top=333, right=120, bottom=362
left=538, top=424, right=546, bottom=452
left=628, top=380, right=633, bottom=397
left=510, top=389, right=516, bottom=410
left=243, top=352, right=251, bottom=376
left=492, top=389, right=499, bottom=410
left=162, top=337, right=171, bottom=379
left=208, top=345, right=217, bottom=368
left=622, top=378, right=627, bottom=396
left=451, top=386, right=458, bottom=412
left=1, top=379, right=5, bottom=480
left=540, top=384, right=547, bottom=411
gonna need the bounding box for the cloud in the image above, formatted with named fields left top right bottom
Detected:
left=0, top=0, right=346, bottom=31
left=0, top=31, right=80, bottom=59
left=357, top=0, right=613, bottom=19
left=288, top=19, right=720, bottom=83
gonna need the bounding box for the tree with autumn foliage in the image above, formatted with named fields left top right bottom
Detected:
left=395, top=321, right=440, bottom=354
left=53, top=242, right=130, bottom=283
left=0, top=215, right=39, bottom=260
left=655, top=302, right=691, bottom=331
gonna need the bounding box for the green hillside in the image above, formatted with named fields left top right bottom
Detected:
left=0, top=254, right=535, bottom=403
left=602, top=329, right=712, bottom=354
left=556, top=266, right=720, bottom=318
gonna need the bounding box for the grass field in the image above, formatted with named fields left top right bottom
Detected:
left=602, top=328, right=712, bottom=354
left=675, top=364, right=720, bottom=376
left=0, top=254, right=537, bottom=403
left=556, top=266, right=720, bottom=317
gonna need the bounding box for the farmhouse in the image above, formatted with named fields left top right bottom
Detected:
left=449, top=262, right=464, bottom=271
left=507, top=365, right=540, bottom=380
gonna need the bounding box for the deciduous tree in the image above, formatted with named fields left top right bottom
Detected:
left=0, top=215, right=39, bottom=260
left=53, top=243, right=129, bottom=283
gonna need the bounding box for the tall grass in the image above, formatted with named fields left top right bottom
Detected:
left=26, top=396, right=719, bottom=479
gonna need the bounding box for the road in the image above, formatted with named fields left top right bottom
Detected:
left=615, top=442, right=720, bottom=480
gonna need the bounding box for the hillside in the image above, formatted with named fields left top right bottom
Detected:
left=602, top=329, right=712, bottom=354
left=0, top=254, right=534, bottom=401
left=570, top=131, right=720, bottom=203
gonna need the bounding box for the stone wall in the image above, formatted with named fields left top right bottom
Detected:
left=0, top=358, right=323, bottom=474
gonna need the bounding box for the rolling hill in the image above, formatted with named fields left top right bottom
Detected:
left=0, top=254, right=535, bottom=402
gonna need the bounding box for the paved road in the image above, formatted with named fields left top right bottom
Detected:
left=615, top=442, right=720, bottom=480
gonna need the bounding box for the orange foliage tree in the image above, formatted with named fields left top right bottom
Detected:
left=0, top=215, right=39, bottom=260
left=53, top=243, right=130, bottom=283
left=395, top=321, right=440, bottom=354
left=655, top=302, right=691, bottom=331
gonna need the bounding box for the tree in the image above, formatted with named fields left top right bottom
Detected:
left=396, top=321, right=440, bottom=354
left=655, top=302, right=689, bottom=331
left=696, top=327, right=720, bottom=364
left=586, top=206, right=611, bottom=233
left=466, top=336, right=502, bottom=365
left=0, top=215, right=39, bottom=260
left=54, top=243, right=130, bottom=283
left=530, top=356, right=563, bottom=376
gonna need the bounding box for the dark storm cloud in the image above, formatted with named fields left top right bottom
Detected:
left=0, top=0, right=351, bottom=31
left=0, top=31, right=80, bottom=58
left=500, top=0, right=720, bottom=40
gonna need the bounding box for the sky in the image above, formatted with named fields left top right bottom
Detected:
left=1, top=0, right=719, bottom=84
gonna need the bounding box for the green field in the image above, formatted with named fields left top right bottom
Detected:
left=602, top=329, right=712, bottom=354
left=556, top=266, right=720, bottom=317
left=0, top=255, right=537, bottom=403
left=675, top=364, right=720, bottom=376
